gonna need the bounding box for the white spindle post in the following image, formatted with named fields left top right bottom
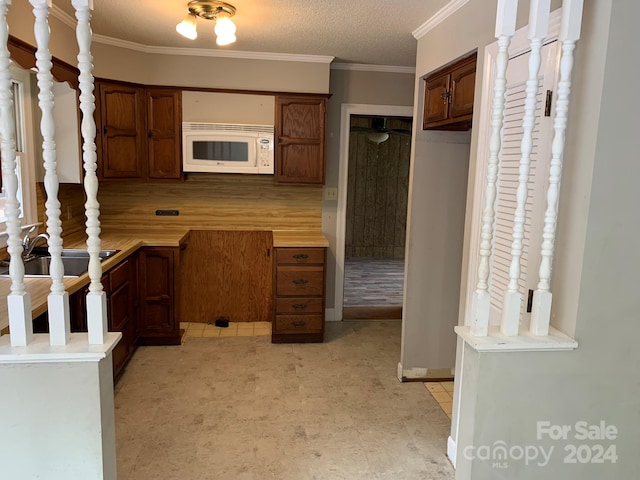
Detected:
left=500, top=0, right=550, bottom=336
left=30, top=0, right=70, bottom=346
left=73, top=0, right=107, bottom=345
left=471, top=0, right=518, bottom=336
left=530, top=0, right=583, bottom=336
left=0, top=0, right=33, bottom=347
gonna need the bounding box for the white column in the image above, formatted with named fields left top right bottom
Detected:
left=0, top=0, right=33, bottom=347
left=530, top=0, right=584, bottom=336
left=73, top=0, right=107, bottom=345
left=500, top=0, right=550, bottom=336
left=470, top=0, right=518, bottom=336
left=30, top=0, right=70, bottom=346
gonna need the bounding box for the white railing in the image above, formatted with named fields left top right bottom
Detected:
left=470, top=0, right=584, bottom=338
left=1, top=0, right=107, bottom=348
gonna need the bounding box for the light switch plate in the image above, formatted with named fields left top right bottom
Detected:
left=324, top=187, right=338, bottom=201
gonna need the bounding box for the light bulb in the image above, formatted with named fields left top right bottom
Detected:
left=214, top=16, right=236, bottom=45
left=176, top=13, right=197, bottom=40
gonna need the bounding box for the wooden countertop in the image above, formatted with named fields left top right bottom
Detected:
left=272, top=230, right=329, bottom=247
left=0, top=228, right=326, bottom=331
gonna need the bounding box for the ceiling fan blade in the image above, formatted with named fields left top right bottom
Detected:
left=389, top=129, right=412, bottom=136
left=350, top=126, right=374, bottom=133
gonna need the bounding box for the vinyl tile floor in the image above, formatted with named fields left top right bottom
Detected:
left=425, top=382, right=455, bottom=420
left=114, top=320, right=454, bottom=480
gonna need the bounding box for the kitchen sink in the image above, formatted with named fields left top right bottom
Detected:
left=0, top=248, right=120, bottom=278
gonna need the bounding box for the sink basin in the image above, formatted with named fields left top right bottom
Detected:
left=0, top=248, right=120, bottom=278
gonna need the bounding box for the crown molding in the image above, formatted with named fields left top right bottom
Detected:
left=412, top=0, right=471, bottom=40
left=92, top=34, right=334, bottom=63
left=50, top=4, right=77, bottom=29
left=331, top=63, right=415, bottom=74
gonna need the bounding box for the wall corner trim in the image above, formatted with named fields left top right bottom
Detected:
left=447, top=436, right=457, bottom=469
left=412, top=0, right=471, bottom=40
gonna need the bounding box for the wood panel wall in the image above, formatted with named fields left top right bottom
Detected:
left=179, top=230, right=273, bottom=323
left=97, top=174, right=322, bottom=231
left=346, top=117, right=411, bottom=259
left=36, top=183, right=87, bottom=239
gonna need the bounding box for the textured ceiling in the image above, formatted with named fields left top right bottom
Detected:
left=54, top=0, right=451, bottom=67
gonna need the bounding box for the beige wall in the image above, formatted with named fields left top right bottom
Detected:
left=182, top=91, right=275, bottom=125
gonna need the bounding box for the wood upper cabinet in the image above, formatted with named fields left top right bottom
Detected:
left=147, top=88, right=182, bottom=180
left=423, top=52, right=477, bottom=130
left=97, top=82, right=146, bottom=179
left=96, top=82, right=182, bottom=181
left=275, top=95, right=327, bottom=185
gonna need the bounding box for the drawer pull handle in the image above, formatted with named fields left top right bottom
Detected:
left=292, top=320, right=306, bottom=328
left=292, top=254, right=309, bottom=261
left=292, top=279, right=308, bottom=286
left=292, top=303, right=307, bottom=310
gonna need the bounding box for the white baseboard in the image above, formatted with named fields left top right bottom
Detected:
left=448, top=435, right=457, bottom=468
left=396, top=363, right=454, bottom=382
left=325, top=308, right=339, bottom=321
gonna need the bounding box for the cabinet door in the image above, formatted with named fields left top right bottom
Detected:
left=139, top=247, right=179, bottom=343
left=450, top=59, right=477, bottom=120
left=275, top=95, right=326, bottom=184
left=147, top=89, right=182, bottom=180
left=423, top=73, right=450, bottom=127
left=98, top=82, right=146, bottom=179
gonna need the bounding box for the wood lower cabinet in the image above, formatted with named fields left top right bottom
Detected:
left=423, top=52, right=477, bottom=130
left=272, top=247, right=326, bottom=343
left=139, top=247, right=181, bottom=345
left=108, top=256, right=139, bottom=377
left=275, top=95, right=328, bottom=185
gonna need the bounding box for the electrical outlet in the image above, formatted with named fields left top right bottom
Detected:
left=324, top=187, right=338, bottom=201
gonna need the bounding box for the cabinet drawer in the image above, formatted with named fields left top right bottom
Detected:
left=109, top=258, right=131, bottom=291
left=274, top=315, right=323, bottom=334
left=275, top=297, right=323, bottom=314
left=276, top=248, right=325, bottom=265
left=276, top=266, right=324, bottom=296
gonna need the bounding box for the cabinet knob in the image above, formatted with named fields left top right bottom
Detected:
left=292, top=320, right=306, bottom=328
left=292, top=303, right=307, bottom=310
left=292, top=254, right=309, bottom=261
left=292, top=279, right=308, bottom=286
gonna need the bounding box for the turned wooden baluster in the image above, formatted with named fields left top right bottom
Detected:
left=0, top=0, right=34, bottom=347
left=30, top=0, right=70, bottom=346
left=500, top=0, right=551, bottom=336
left=530, top=0, right=584, bottom=336
left=73, top=0, right=107, bottom=344
left=470, top=0, right=518, bottom=336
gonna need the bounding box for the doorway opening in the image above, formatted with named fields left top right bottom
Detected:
left=334, top=104, right=414, bottom=322
left=343, top=115, right=412, bottom=320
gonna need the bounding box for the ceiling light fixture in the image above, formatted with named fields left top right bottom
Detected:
left=176, top=1, right=237, bottom=46
left=366, top=132, right=390, bottom=144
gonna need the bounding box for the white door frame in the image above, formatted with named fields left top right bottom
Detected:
left=334, top=103, right=414, bottom=321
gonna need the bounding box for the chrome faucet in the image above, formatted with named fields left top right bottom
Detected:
left=22, top=227, right=49, bottom=260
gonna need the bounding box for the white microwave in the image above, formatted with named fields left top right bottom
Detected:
left=182, top=122, right=275, bottom=174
